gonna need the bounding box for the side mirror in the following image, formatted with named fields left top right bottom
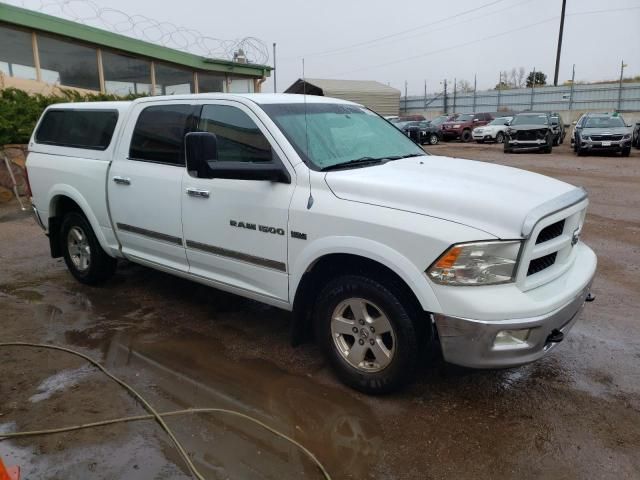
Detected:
left=186, top=132, right=218, bottom=178
left=185, top=132, right=290, bottom=184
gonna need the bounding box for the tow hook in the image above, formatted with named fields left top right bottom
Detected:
left=585, top=292, right=596, bottom=302
left=546, top=329, right=564, bottom=343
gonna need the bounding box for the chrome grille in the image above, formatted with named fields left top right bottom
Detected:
left=590, top=134, right=623, bottom=141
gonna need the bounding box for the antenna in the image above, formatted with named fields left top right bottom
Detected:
left=303, top=58, right=314, bottom=209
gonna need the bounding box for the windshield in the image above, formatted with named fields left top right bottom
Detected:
left=511, top=114, right=548, bottom=126
left=455, top=114, right=474, bottom=122
left=262, top=103, right=425, bottom=170
left=429, top=115, right=448, bottom=126
left=584, top=116, right=625, bottom=128
left=489, top=117, right=511, bottom=126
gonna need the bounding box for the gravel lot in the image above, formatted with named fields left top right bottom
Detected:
left=1, top=141, right=639, bottom=479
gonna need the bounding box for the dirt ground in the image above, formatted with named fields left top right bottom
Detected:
left=1, top=141, right=639, bottom=480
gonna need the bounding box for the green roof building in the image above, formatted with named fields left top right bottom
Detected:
left=0, top=3, right=271, bottom=95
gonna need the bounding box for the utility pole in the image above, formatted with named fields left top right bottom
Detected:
left=568, top=63, right=575, bottom=114
left=472, top=74, right=477, bottom=112
left=404, top=80, right=408, bottom=113
left=443, top=79, right=448, bottom=114
left=497, top=72, right=502, bottom=110
left=530, top=67, right=536, bottom=110
left=553, top=0, right=567, bottom=86
left=617, top=60, right=627, bottom=111
left=424, top=80, right=427, bottom=110
left=453, top=78, right=457, bottom=113
left=272, top=43, right=277, bottom=93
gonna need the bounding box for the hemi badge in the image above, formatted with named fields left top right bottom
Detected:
left=291, top=231, right=307, bottom=240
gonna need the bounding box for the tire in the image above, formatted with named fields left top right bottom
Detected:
left=552, top=136, right=559, bottom=146
left=621, top=147, right=631, bottom=157
left=314, top=274, right=422, bottom=394
left=61, top=212, right=117, bottom=285
left=576, top=142, right=586, bottom=156
left=495, top=132, right=505, bottom=144
left=428, top=133, right=439, bottom=145
left=460, top=130, right=472, bottom=143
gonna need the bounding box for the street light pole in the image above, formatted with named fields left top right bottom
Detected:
left=272, top=43, right=277, bottom=93
left=617, top=60, right=627, bottom=111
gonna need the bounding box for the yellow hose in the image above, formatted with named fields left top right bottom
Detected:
left=0, top=342, right=331, bottom=480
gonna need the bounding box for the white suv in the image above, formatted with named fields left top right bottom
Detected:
left=473, top=116, right=513, bottom=143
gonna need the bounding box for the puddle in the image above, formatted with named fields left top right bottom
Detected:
left=29, top=364, right=94, bottom=403
left=57, top=331, right=384, bottom=479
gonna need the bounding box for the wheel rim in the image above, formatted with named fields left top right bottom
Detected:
left=330, top=298, right=396, bottom=373
left=430, top=134, right=438, bottom=144
left=67, top=226, right=91, bottom=272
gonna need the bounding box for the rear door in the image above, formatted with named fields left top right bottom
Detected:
left=109, top=102, right=197, bottom=271
left=181, top=101, right=294, bottom=302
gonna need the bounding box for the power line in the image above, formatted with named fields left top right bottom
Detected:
left=281, top=0, right=506, bottom=60
left=333, top=5, right=640, bottom=77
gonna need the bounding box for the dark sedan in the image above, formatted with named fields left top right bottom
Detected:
left=504, top=112, right=554, bottom=153
left=401, top=121, right=442, bottom=145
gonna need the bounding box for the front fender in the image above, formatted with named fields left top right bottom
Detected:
left=290, top=235, right=441, bottom=313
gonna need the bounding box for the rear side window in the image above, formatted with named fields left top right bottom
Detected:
left=35, top=109, right=118, bottom=150
left=129, top=104, right=194, bottom=165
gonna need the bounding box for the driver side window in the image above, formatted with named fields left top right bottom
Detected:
left=198, top=105, right=272, bottom=163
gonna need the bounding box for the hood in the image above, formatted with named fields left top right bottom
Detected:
left=582, top=126, right=630, bottom=135
left=443, top=121, right=468, bottom=127
left=324, top=155, right=576, bottom=239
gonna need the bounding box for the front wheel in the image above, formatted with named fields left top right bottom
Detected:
left=61, top=212, right=117, bottom=285
left=460, top=130, right=472, bottom=142
left=495, top=132, right=505, bottom=144
left=621, top=147, right=631, bottom=157
left=314, top=274, right=422, bottom=394
left=428, top=133, right=439, bottom=145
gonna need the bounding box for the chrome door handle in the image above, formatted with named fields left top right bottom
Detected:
left=186, top=188, right=210, bottom=199
left=113, top=176, right=131, bottom=185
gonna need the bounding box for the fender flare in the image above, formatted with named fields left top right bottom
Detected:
left=47, top=184, right=112, bottom=256
left=290, top=235, right=442, bottom=313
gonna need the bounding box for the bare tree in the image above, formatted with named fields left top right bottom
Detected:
left=516, top=67, right=526, bottom=88
left=457, top=79, right=473, bottom=93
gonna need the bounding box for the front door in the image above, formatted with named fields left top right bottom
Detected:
left=181, top=102, right=294, bottom=302
left=109, top=102, right=197, bottom=271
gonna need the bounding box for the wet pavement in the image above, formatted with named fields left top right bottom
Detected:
left=1, top=142, right=639, bottom=479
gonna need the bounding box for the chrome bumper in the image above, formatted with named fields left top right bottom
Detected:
left=433, top=280, right=594, bottom=369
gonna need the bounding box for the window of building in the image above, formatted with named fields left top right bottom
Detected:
left=37, top=34, right=100, bottom=90
left=154, top=63, right=193, bottom=95
left=102, top=51, right=152, bottom=96
left=198, top=72, right=225, bottom=93
left=35, top=109, right=119, bottom=150
left=130, top=105, right=194, bottom=165
left=198, top=105, right=272, bottom=163
left=0, top=25, right=37, bottom=80
left=228, top=77, right=255, bottom=93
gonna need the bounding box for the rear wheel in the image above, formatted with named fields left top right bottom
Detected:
left=61, top=212, right=117, bottom=285
left=314, top=274, right=422, bottom=394
left=495, top=132, right=505, bottom=144
left=460, top=130, right=472, bottom=143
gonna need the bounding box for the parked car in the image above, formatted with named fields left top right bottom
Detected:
left=574, top=112, right=632, bottom=157
left=441, top=112, right=493, bottom=142
left=633, top=121, right=640, bottom=149
left=26, top=94, right=596, bottom=394
left=402, top=121, right=442, bottom=145
left=549, top=112, right=566, bottom=145
left=504, top=112, right=554, bottom=153
left=472, top=116, right=513, bottom=143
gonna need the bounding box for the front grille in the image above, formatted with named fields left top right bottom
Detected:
left=527, top=252, right=557, bottom=276
left=536, top=219, right=565, bottom=244
left=590, top=134, right=623, bottom=141
left=515, top=129, right=545, bottom=140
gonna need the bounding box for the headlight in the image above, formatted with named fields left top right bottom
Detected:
left=623, top=134, right=631, bottom=139
left=453, top=124, right=460, bottom=128
left=581, top=135, right=590, bottom=141
left=427, top=241, right=521, bottom=286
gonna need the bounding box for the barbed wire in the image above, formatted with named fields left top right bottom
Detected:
left=4, top=0, right=270, bottom=64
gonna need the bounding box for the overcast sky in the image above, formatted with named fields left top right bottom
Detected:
left=11, top=0, right=640, bottom=95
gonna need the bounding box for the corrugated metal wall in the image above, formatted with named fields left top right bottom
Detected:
left=401, top=82, right=640, bottom=117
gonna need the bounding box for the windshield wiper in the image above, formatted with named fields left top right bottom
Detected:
left=321, top=157, right=388, bottom=171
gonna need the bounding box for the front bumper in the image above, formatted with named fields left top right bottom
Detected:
left=434, top=277, right=594, bottom=369
left=507, top=138, right=547, bottom=150
left=581, top=139, right=631, bottom=151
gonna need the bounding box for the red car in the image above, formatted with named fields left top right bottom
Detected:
left=441, top=112, right=494, bottom=142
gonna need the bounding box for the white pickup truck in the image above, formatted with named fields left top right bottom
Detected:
left=26, top=94, right=596, bottom=394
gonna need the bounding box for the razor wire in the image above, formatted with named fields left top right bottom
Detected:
left=4, top=0, right=270, bottom=64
